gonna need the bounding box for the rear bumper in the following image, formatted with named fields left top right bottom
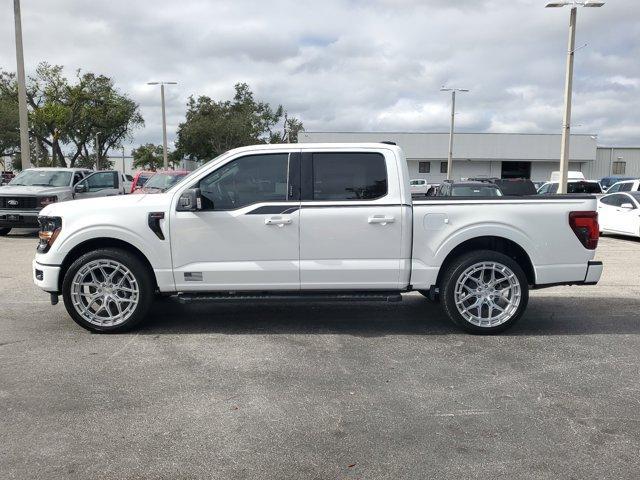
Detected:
left=0, top=209, right=40, bottom=228
left=33, top=259, right=61, bottom=293
left=533, top=261, right=603, bottom=289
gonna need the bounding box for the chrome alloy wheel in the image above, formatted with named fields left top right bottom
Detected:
left=70, top=259, right=140, bottom=327
left=453, top=261, right=521, bottom=328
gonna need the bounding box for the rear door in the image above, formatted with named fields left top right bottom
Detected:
left=298, top=150, right=404, bottom=290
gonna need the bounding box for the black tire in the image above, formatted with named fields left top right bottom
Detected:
left=62, top=248, right=154, bottom=333
left=0, top=227, right=11, bottom=236
left=440, top=250, right=529, bottom=334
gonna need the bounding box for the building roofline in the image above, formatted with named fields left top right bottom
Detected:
left=301, top=131, right=599, bottom=137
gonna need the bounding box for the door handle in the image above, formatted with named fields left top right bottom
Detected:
left=368, top=215, right=395, bottom=225
left=265, top=216, right=292, bottom=227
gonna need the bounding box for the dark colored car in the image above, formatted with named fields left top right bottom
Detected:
left=467, top=177, right=537, bottom=196
left=437, top=181, right=503, bottom=197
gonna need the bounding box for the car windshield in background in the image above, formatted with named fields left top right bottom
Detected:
left=9, top=170, right=72, bottom=187
left=144, top=173, right=186, bottom=191
left=630, top=192, right=640, bottom=202
left=451, top=186, right=502, bottom=197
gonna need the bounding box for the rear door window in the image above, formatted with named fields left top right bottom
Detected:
left=311, top=152, right=387, bottom=201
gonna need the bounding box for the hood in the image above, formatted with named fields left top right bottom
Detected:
left=0, top=185, right=70, bottom=196
left=40, top=192, right=172, bottom=217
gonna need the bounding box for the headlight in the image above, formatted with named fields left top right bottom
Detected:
left=37, top=216, right=62, bottom=253
left=39, top=196, right=58, bottom=207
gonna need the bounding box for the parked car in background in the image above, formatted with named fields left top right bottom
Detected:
left=600, top=176, right=637, bottom=192
left=605, top=179, right=640, bottom=194
left=1, top=171, right=15, bottom=186
left=33, top=142, right=602, bottom=335
left=467, top=177, right=537, bottom=196
left=409, top=179, right=438, bottom=197
left=130, top=171, right=155, bottom=193
left=437, top=180, right=503, bottom=197
left=0, top=168, right=124, bottom=235
left=537, top=180, right=603, bottom=195
left=131, top=170, right=190, bottom=194
left=598, top=192, right=640, bottom=238
left=122, top=174, right=133, bottom=193
left=550, top=170, right=585, bottom=182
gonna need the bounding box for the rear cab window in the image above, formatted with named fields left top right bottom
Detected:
left=308, top=152, right=387, bottom=201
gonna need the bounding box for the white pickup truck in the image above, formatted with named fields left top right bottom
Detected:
left=33, top=143, right=602, bottom=334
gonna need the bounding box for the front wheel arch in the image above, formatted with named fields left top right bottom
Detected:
left=58, top=238, right=157, bottom=293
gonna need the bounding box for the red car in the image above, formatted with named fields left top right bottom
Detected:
left=131, top=170, right=190, bottom=194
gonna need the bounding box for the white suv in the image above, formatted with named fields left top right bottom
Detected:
left=606, top=179, right=640, bottom=194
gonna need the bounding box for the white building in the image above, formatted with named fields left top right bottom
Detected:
left=299, top=131, right=639, bottom=182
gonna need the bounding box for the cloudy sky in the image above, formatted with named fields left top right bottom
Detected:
left=1, top=0, right=639, bottom=152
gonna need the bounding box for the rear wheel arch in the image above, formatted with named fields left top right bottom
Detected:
left=435, top=236, right=536, bottom=289
left=58, top=238, right=157, bottom=293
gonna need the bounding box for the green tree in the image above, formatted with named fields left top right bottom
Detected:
left=175, top=83, right=303, bottom=161
left=132, top=143, right=164, bottom=170
left=0, top=63, right=144, bottom=168
left=0, top=83, right=19, bottom=158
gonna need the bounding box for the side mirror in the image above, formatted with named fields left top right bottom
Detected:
left=74, top=183, right=88, bottom=193
left=177, top=188, right=203, bottom=211
left=620, top=203, right=634, bottom=210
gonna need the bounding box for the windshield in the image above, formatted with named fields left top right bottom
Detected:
left=410, top=180, right=425, bottom=185
left=144, top=173, right=186, bottom=191
left=451, top=185, right=503, bottom=197
left=9, top=170, right=72, bottom=187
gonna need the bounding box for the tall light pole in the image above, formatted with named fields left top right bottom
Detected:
left=546, top=0, right=604, bottom=193
left=147, top=81, right=177, bottom=169
left=440, top=86, right=469, bottom=181
left=13, top=0, right=31, bottom=169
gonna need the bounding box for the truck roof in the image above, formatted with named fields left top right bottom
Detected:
left=226, top=142, right=404, bottom=155
left=22, top=167, right=90, bottom=172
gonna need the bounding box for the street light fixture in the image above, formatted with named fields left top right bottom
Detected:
left=546, top=0, right=604, bottom=193
left=440, top=86, right=469, bottom=181
left=147, top=81, right=178, bottom=169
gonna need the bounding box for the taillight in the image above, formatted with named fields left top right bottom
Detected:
left=569, top=211, right=599, bottom=250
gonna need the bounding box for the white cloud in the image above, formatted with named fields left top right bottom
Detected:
left=0, top=0, right=639, bottom=152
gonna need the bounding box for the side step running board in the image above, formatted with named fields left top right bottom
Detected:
left=177, top=291, right=403, bottom=304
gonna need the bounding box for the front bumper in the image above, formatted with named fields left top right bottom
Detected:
left=0, top=209, right=40, bottom=228
left=33, top=259, right=61, bottom=293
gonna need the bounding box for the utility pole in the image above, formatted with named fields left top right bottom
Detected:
left=147, top=82, right=177, bottom=169
left=95, top=133, right=100, bottom=170
left=546, top=0, right=605, bottom=193
left=440, top=87, right=469, bottom=181
left=122, top=147, right=126, bottom=175
left=13, top=0, right=31, bottom=169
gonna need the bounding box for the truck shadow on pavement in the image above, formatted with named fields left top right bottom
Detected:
left=134, top=295, right=640, bottom=337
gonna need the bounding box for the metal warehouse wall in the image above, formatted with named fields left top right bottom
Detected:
left=592, top=147, right=640, bottom=179
left=300, top=131, right=597, bottom=162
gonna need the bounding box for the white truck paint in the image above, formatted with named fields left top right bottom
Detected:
left=33, top=143, right=603, bottom=334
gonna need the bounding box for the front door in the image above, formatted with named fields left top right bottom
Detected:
left=75, top=171, right=121, bottom=198
left=299, top=151, right=404, bottom=290
left=170, top=152, right=301, bottom=291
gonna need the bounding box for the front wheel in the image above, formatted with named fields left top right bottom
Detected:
left=62, top=248, right=154, bottom=333
left=0, top=227, right=11, bottom=236
left=440, top=250, right=529, bottom=334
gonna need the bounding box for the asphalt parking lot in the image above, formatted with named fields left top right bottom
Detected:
left=1, top=231, right=640, bottom=479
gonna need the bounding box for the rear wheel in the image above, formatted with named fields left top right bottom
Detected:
left=0, top=227, right=11, bottom=236
left=62, top=248, right=154, bottom=333
left=440, top=250, right=529, bottom=334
